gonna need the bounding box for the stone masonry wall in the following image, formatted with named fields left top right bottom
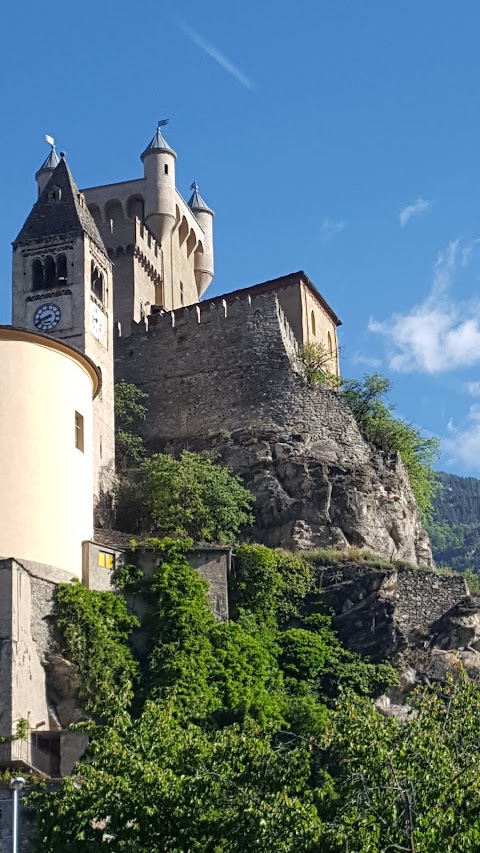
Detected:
left=115, top=293, right=368, bottom=456
left=318, top=562, right=468, bottom=660
left=115, top=293, right=432, bottom=564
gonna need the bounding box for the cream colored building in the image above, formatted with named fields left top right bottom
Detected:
left=79, top=124, right=214, bottom=336
left=12, top=154, right=115, bottom=511
left=0, top=327, right=99, bottom=577
left=204, top=270, right=341, bottom=379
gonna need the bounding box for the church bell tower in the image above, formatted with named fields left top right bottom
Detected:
left=12, top=147, right=115, bottom=514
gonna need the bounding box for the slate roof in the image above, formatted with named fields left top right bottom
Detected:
left=141, top=126, right=176, bottom=160
left=188, top=182, right=213, bottom=214
left=92, top=528, right=231, bottom=552
left=36, top=146, right=60, bottom=174
left=15, top=156, right=106, bottom=252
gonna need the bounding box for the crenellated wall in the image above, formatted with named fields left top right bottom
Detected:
left=115, top=292, right=433, bottom=564
left=115, top=292, right=363, bottom=454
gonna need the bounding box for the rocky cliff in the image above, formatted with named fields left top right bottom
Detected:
left=116, top=292, right=432, bottom=565
left=315, top=559, right=480, bottom=716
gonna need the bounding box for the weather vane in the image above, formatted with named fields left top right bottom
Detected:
left=45, top=134, right=55, bottom=148
left=190, top=181, right=199, bottom=191
left=157, top=119, right=169, bottom=129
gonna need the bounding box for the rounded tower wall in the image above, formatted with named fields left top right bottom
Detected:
left=0, top=329, right=98, bottom=578
left=193, top=208, right=214, bottom=297
left=143, top=150, right=177, bottom=245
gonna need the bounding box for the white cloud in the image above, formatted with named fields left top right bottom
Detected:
left=351, top=352, right=382, bottom=368
left=399, top=197, right=431, bottom=227
left=461, top=238, right=480, bottom=267
left=320, top=217, right=346, bottom=244
left=369, top=240, right=480, bottom=374
left=178, top=21, right=254, bottom=90
left=465, top=381, right=480, bottom=397
left=443, top=405, right=480, bottom=471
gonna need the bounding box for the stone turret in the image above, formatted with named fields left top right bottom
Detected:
left=188, top=182, right=214, bottom=297
left=141, top=122, right=177, bottom=245
left=35, top=141, right=60, bottom=195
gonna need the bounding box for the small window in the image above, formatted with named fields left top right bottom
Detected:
left=44, top=256, right=56, bottom=288
left=75, top=411, right=84, bottom=452
left=99, top=551, right=114, bottom=570
left=180, top=281, right=185, bottom=306
left=164, top=163, right=169, bottom=175
left=91, top=261, right=104, bottom=302
left=56, top=254, right=67, bottom=283
left=311, top=310, right=316, bottom=337
left=327, top=331, right=334, bottom=357
left=32, top=259, right=44, bottom=290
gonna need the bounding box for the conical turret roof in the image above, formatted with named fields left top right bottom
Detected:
left=188, top=182, right=213, bottom=215
left=15, top=155, right=106, bottom=252
left=141, top=124, right=176, bottom=161
left=36, top=146, right=60, bottom=176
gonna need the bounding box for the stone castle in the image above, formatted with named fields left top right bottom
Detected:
left=0, top=123, right=438, bottom=805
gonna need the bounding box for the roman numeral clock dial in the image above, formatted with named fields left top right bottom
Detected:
left=33, top=303, right=61, bottom=332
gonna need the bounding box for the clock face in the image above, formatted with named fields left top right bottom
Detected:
left=33, top=303, right=61, bottom=332
left=90, top=302, right=104, bottom=340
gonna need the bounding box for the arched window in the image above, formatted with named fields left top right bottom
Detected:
left=88, top=204, right=102, bottom=226
left=310, top=310, right=316, bottom=337
left=32, top=259, right=44, bottom=290
left=91, top=261, right=104, bottom=302
left=127, top=195, right=145, bottom=222
left=178, top=217, right=188, bottom=247
left=187, top=229, right=197, bottom=258
left=56, top=254, right=67, bottom=282
left=104, top=200, right=123, bottom=225
left=116, top=246, right=125, bottom=257
left=44, top=256, right=56, bottom=288
left=327, top=331, right=334, bottom=357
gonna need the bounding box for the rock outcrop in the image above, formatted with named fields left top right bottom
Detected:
left=116, top=291, right=433, bottom=565
left=170, top=426, right=433, bottom=565
left=313, top=560, right=480, bottom=715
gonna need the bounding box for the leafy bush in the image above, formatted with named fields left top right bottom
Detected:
left=229, top=544, right=315, bottom=624
left=114, top=381, right=148, bottom=468
left=340, top=372, right=439, bottom=520
left=55, top=581, right=139, bottom=718
left=297, top=341, right=338, bottom=388
left=116, top=450, right=254, bottom=543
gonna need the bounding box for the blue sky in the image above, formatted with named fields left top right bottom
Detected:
left=2, top=0, right=480, bottom=475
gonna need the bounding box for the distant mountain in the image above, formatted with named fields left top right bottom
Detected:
left=428, top=472, right=480, bottom=573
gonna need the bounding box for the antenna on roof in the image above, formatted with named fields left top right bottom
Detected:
left=45, top=134, right=55, bottom=147
left=157, top=119, right=169, bottom=129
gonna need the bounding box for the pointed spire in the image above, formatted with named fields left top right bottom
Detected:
left=35, top=138, right=60, bottom=179
left=188, top=181, right=213, bottom=214
left=16, top=156, right=106, bottom=252
left=141, top=120, right=176, bottom=161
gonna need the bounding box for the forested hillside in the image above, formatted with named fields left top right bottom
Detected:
left=429, top=472, right=480, bottom=573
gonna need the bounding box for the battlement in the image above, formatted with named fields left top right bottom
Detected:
left=123, top=290, right=299, bottom=347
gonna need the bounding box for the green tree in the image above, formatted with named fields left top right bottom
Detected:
left=325, top=676, right=480, bottom=852
left=116, top=451, right=254, bottom=542
left=114, top=380, right=148, bottom=469
left=32, top=539, right=400, bottom=852
left=55, top=581, right=139, bottom=718
left=340, top=373, right=439, bottom=520
left=297, top=341, right=338, bottom=388
left=229, top=544, right=314, bottom=625
left=30, top=706, right=326, bottom=853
